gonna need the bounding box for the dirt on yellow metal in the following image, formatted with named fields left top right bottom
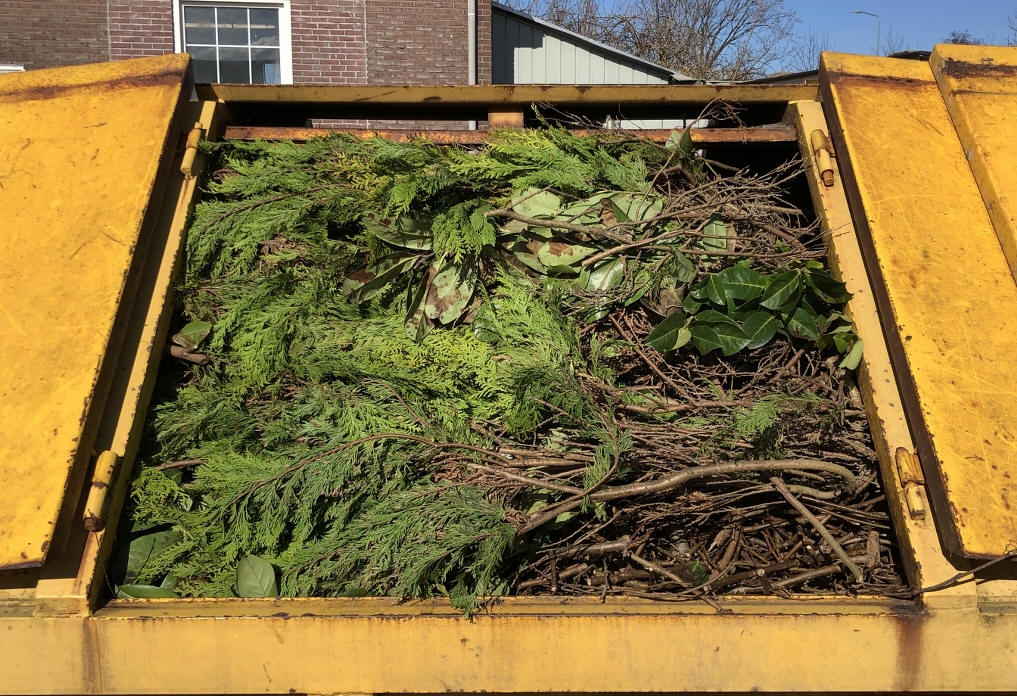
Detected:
left=0, top=54, right=191, bottom=570
left=931, top=43, right=1017, bottom=282
left=195, top=82, right=819, bottom=105
left=820, top=52, right=1017, bottom=559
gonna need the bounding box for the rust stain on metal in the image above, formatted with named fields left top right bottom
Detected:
left=893, top=613, right=925, bottom=691
left=822, top=69, right=927, bottom=88
left=0, top=68, right=184, bottom=105
left=224, top=125, right=796, bottom=145
left=940, top=58, right=1017, bottom=79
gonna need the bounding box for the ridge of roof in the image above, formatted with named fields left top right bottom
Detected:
left=491, top=1, right=693, bottom=82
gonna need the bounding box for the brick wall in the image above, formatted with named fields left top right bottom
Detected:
left=0, top=0, right=108, bottom=70
left=292, top=0, right=367, bottom=84
left=108, top=0, right=174, bottom=60
left=2, top=0, right=492, bottom=86
left=367, top=0, right=476, bottom=86
left=476, top=0, right=492, bottom=85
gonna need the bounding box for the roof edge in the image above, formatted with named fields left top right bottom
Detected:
left=491, top=1, right=692, bottom=82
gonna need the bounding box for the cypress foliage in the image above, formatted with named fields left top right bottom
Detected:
left=118, top=126, right=876, bottom=610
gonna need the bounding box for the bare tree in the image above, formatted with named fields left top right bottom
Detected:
left=505, top=0, right=799, bottom=80
left=944, top=29, right=983, bottom=45
left=881, top=28, right=909, bottom=56
left=783, top=29, right=834, bottom=73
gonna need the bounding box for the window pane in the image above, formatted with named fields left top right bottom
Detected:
left=218, top=46, right=249, bottom=83
left=250, top=8, right=279, bottom=46
left=217, top=7, right=248, bottom=45
left=183, top=5, right=215, bottom=45
left=189, top=45, right=217, bottom=83
left=251, top=48, right=281, bottom=84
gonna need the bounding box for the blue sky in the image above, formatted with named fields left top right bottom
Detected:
left=786, top=0, right=1016, bottom=55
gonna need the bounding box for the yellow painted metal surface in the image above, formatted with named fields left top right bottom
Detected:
left=0, top=55, right=190, bottom=569
left=196, top=82, right=818, bottom=105
left=821, top=52, right=1017, bottom=558
left=791, top=101, right=967, bottom=597
left=931, top=43, right=1017, bottom=281
left=3, top=597, right=1017, bottom=694
left=5, top=55, right=1017, bottom=696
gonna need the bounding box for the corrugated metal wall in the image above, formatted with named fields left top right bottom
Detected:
left=492, top=10, right=668, bottom=85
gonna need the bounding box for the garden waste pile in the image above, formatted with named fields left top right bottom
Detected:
left=115, top=123, right=905, bottom=610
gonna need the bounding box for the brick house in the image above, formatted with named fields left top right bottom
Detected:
left=0, top=1, right=683, bottom=87
left=0, top=1, right=494, bottom=85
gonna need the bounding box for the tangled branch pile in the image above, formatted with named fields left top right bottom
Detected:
left=118, top=123, right=904, bottom=610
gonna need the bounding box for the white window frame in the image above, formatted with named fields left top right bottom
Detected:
left=172, top=0, right=293, bottom=84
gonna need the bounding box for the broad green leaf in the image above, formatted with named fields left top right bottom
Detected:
left=341, top=253, right=417, bottom=304
left=700, top=215, right=728, bottom=252
left=741, top=312, right=779, bottom=349
left=171, top=321, right=211, bottom=352
left=761, top=270, right=801, bottom=310
left=472, top=307, right=501, bottom=344
left=806, top=267, right=851, bottom=303
left=610, top=192, right=664, bottom=222
left=497, top=218, right=528, bottom=236
left=404, top=271, right=434, bottom=342
left=560, top=192, right=614, bottom=223
left=423, top=259, right=477, bottom=324
left=511, top=247, right=546, bottom=274
left=689, top=324, right=723, bottom=354
left=116, top=584, right=177, bottom=599
left=703, top=273, right=725, bottom=305
left=236, top=555, right=278, bottom=598
left=666, top=128, right=694, bottom=156
left=361, top=210, right=433, bottom=250
left=530, top=239, right=597, bottom=269
left=609, top=197, right=630, bottom=223
left=512, top=188, right=561, bottom=218
left=682, top=294, right=703, bottom=314
left=787, top=306, right=821, bottom=341
left=670, top=250, right=697, bottom=283
left=693, top=309, right=741, bottom=328
left=711, top=323, right=752, bottom=356
left=645, top=310, right=691, bottom=352
left=160, top=574, right=178, bottom=590
left=839, top=339, right=864, bottom=370
left=713, top=263, right=766, bottom=301
left=582, top=257, right=625, bottom=292
left=690, top=322, right=750, bottom=356
left=127, top=528, right=182, bottom=574
left=624, top=268, right=653, bottom=305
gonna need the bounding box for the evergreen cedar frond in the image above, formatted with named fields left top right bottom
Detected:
left=123, top=128, right=859, bottom=609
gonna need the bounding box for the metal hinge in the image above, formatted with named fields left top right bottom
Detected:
left=82, top=450, right=119, bottom=532
left=810, top=128, right=835, bottom=187
left=180, top=121, right=204, bottom=177
left=895, top=447, right=927, bottom=520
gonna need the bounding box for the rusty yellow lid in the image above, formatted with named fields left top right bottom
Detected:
left=821, top=51, right=1017, bottom=558
left=0, top=54, right=190, bottom=569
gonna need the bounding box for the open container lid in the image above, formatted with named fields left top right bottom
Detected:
left=820, top=47, right=1017, bottom=558
left=0, top=54, right=190, bottom=569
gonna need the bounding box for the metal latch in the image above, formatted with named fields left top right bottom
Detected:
left=180, top=121, right=204, bottom=177
left=810, top=128, right=835, bottom=187
left=82, top=450, right=119, bottom=532
left=895, top=447, right=926, bottom=520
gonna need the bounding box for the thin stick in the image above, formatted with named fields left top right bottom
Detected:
left=770, top=476, right=864, bottom=583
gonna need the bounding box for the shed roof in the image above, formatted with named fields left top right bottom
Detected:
left=491, top=2, right=691, bottom=82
